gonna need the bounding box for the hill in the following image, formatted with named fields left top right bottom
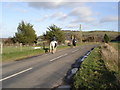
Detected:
left=62, top=30, right=119, bottom=42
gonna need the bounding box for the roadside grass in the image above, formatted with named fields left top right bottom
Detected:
left=72, top=47, right=119, bottom=89
left=2, top=48, right=44, bottom=62
left=3, top=46, right=34, bottom=54
left=101, top=42, right=120, bottom=83
left=109, top=42, right=120, bottom=50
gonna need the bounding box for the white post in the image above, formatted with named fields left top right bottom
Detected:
left=20, top=43, right=22, bottom=51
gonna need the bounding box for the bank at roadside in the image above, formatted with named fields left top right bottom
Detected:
left=72, top=44, right=119, bottom=89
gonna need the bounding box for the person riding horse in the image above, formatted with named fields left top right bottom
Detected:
left=72, top=37, right=77, bottom=48
left=50, top=36, right=57, bottom=54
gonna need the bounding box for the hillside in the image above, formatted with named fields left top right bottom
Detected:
left=63, top=30, right=119, bottom=42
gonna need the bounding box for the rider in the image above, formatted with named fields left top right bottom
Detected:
left=51, top=35, right=57, bottom=41
left=72, top=37, right=77, bottom=47
left=51, top=35, right=57, bottom=48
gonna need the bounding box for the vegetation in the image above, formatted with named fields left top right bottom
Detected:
left=63, top=30, right=119, bottom=42
left=2, top=46, right=44, bottom=61
left=104, top=34, right=109, bottom=43
left=109, top=42, right=120, bottom=50
left=14, top=21, right=37, bottom=45
left=43, top=24, right=65, bottom=43
left=72, top=47, right=119, bottom=89
left=101, top=43, right=120, bottom=83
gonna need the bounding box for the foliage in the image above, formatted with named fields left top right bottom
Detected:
left=101, top=43, right=120, bottom=83
left=72, top=47, right=119, bottom=89
left=3, top=48, right=44, bottom=61
left=4, top=37, right=14, bottom=44
left=104, top=34, right=109, bottom=43
left=15, top=21, right=37, bottom=45
left=43, top=24, right=65, bottom=43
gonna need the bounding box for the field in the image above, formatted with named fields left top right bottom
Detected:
left=2, top=46, right=44, bottom=62
left=2, top=44, right=73, bottom=62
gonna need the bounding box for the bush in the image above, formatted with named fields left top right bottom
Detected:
left=104, top=34, right=109, bottom=43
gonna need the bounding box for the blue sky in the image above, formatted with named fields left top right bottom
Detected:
left=0, top=2, right=118, bottom=38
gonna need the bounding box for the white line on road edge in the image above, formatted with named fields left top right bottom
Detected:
left=0, top=67, right=33, bottom=82
left=50, top=53, right=68, bottom=62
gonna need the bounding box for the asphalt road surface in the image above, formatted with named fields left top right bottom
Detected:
left=2, top=45, right=97, bottom=88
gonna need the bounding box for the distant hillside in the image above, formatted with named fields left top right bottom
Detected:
left=62, top=30, right=119, bottom=42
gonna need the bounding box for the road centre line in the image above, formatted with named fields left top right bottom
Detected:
left=72, top=49, right=79, bottom=53
left=50, top=53, right=68, bottom=62
left=0, top=67, right=33, bottom=82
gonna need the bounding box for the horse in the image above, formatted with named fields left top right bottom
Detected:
left=49, top=41, right=57, bottom=54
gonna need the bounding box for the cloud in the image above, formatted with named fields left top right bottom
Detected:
left=71, top=17, right=96, bottom=23
left=3, top=0, right=119, bottom=2
left=69, top=7, right=92, bottom=17
left=68, top=6, right=96, bottom=23
left=65, top=24, right=79, bottom=28
left=50, top=12, right=67, bottom=20
left=57, top=13, right=68, bottom=20
left=34, top=12, right=68, bottom=22
left=29, top=2, right=97, bottom=24
left=28, top=2, right=59, bottom=9
left=100, top=16, right=118, bottom=23
left=28, top=2, right=84, bottom=9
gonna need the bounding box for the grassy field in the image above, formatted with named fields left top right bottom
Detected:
left=2, top=46, right=44, bottom=62
left=72, top=47, right=119, bottom=89
left=2, top=44, right=72, bottom=62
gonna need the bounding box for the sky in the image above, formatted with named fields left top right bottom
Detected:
left=0, top=1, right=118, bottom=38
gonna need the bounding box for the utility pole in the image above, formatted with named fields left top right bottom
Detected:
left=80, top=24, right=82, bottom=43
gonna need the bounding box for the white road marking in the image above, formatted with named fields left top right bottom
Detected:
left=0, top=67, right=33, bottom=82
left=72, top=49, right=79, bottom=53
left=50, top=53, right=68, bottom=62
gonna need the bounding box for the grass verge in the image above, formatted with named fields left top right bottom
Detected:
left=72, top=47, right=119, bottom=89
left=2, top=49, right=44, bottom=62
left=101, top=43, right=120, bottom=84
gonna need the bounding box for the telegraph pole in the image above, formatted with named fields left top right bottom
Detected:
left=80, top=24, right=82, bottom=43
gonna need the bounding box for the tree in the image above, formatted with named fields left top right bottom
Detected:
left=4, top=37, right=14, bottom=44
left=104, top=34, right=109, bottom=43
left=44, top=24, right=65, bottom=43
left=15, top=21, right=37, bottom=45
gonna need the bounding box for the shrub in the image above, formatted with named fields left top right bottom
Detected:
left=104, top=34, right=109, bottom=43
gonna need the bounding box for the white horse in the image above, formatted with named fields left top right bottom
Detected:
left=50, top=41, right=57, bottom=54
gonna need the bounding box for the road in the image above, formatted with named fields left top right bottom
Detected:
left=2, top=45, right=97, bottom=88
